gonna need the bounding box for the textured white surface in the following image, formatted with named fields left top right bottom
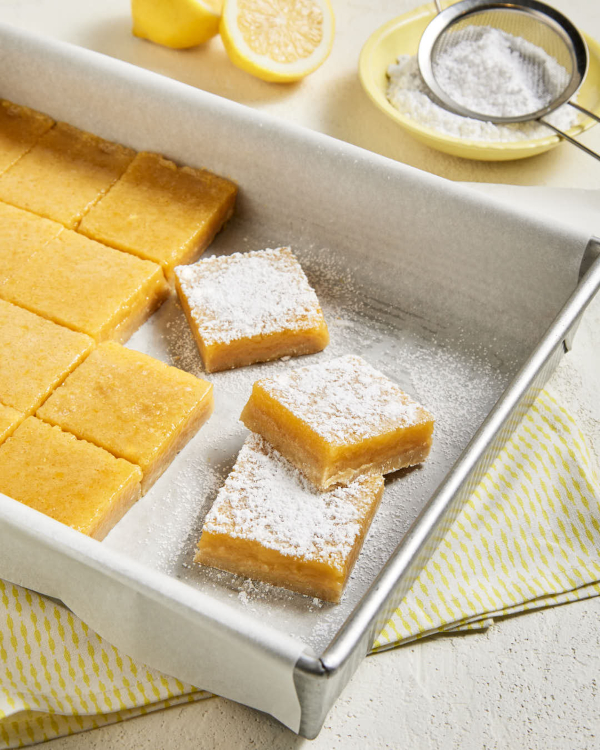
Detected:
left=1, top=0, right=599, bottom=746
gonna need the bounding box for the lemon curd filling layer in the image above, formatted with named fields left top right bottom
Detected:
left=0, top=122, right=135, bottom=228
left=174, top=247, right=329, bottom=372
left=0, top=100, right=54, bottom=177
left=0, top=229, right=168, bottom=342
left=38, top=342, right=214, bottom=493
left=241, top=354, right=434, bottom=489
left=79, top=151, right=237, bottom=277
left=0, top=417, right=142, bottom=539
left=196, top=434, right=384, bottom=602
left=0, top=299, right=94, bottom=416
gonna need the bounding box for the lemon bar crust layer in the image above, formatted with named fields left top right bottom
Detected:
left=0, top=417, right=142, bottom=539
left=37, top=342, right=214, bottom=493
left=0, top=100, right=54, bottom=176
left=0, top=122, right=135, bottom=228
left=0, top=229, right=169, bottom=342
left=241, top=354, right=434, bottom=489
left=175, top=247, right=329, bottom=372
left=0, top=299, right=94, bottom=416
left=196, top=434, right=384, bottom=602
left=78, top=151, right=237, bottom=276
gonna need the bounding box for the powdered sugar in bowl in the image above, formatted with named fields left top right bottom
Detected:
left=359, top=2, right=600, bottom=160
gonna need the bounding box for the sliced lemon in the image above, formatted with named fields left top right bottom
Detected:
left=131, top=0, right=223, bottom=49
left=220, top=0, right=335, bottom=83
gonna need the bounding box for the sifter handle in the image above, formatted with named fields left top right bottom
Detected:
left=567, top=101, right=600, bottom=124
left=540, top=118, right=600, bottom=162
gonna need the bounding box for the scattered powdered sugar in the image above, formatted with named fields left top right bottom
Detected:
left=174, top=247, right=324, bottom=345
left=114, top=240, right=519, bottom=651
left=386, top=26, right=580, bottom=141
left=203, top=434, right=381, bottom=565
left=259, top=354, right=433, bottom=444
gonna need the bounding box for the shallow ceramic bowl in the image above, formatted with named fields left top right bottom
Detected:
left=359, top=1, right=600, bottom=161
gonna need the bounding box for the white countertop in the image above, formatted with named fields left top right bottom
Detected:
left=2, top=0, right=599, bottom=746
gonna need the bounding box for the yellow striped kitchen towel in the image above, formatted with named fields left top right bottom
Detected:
left=0, top=585, right=209, bottom=747
left=1, top=387, right=599, bottom=746
left=373, top=387, right=600, bottom=650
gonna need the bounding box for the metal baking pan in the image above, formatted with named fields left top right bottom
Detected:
left=0, top=22, right=598, bottom=738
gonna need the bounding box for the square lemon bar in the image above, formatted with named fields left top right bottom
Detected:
left=0, top=404, right=24, bottom=446
left=0, top=299, right=93, bottom=415
left=174, top=247, right=329, bottom=372
left=0, top=417, right=142, bottom=539
left=0, top=201, right=63, bottom=285
left=241, top=354, right=435, bottom=490
left=195, top=434, right=384, bottom=602
left=0, top=100, right=54, bottom=176
left=0, top=229, right=168, bottom=342
left=37, top=343, right=214, bottom=493
left=0, top=122, right=135, bottom=228
left=78, top=151, right=238, bottom=277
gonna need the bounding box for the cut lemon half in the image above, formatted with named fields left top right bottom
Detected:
left=131, top=0, right=223, bottom=49
left=220, top=0, right=335, bottom=83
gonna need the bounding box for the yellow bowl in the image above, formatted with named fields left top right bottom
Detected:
left=359, top=2, right=600, bottom=161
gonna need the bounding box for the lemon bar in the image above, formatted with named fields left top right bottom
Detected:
left=0, top=417, right=142, bottom=539
left=0, top=100, right=54, bottom=176
left=195, top=434, right=384, bottom=602
left=0, top=201, right=63, bottom=285
left=78, top=151, right=237, bottom=276
left=0, top=404, right=24, bottom=445
left=174, top=247, right=329, bottom=373
left=37, top=342, right=214, bottom=493
left=0, top=229, right=168, bottom=342
left=0, top=300, right=93, bottom=415
left=0, top=122, right=135, bottom=228
left=240, top=354, right=435, bottom=490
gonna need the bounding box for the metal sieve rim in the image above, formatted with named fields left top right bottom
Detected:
left=417, top=0, right=589, bottom=124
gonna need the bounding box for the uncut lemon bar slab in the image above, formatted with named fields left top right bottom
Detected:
left=195, top=434, right=384, bottom=602
left=0, top=299, right=93, bottom=415
left=241, top=354, right=434, bottom=490
left=78, top=152, right=237, bottom=277
left=0, top=229, right=168, bottom=342
left=38, top=342, right=214, bottom=493
left=0, top=417, right=142, bottom=539
left=174, top=247, right=329, bottom=373
left=0, top=122, right=135, bottom=228
left=0, top=201, right=63, bottom=285
left=0, top=404, right=24, bottom=446
left=0, top=100, right=54, bottom=176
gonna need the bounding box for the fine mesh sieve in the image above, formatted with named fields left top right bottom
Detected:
left=418, top=0, right=600, bottom=160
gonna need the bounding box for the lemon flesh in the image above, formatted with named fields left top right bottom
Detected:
left=220, top=0, right=335, bottom=83
left=132, top=0, right=223, bottom=49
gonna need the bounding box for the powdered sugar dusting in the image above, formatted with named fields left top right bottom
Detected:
left=386, top=26, right=580, bottom=142
left=109, top=239, right=515, bottom=651
left=259, top=354, right=433, bottom=444
left=175, top=247, right=325, bottom=345
left=202, top=434, right=382, bottom=565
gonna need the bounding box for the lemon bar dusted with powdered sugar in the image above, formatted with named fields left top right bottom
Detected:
left=174, top=246, right=329, bottom=373
left=240, top=354, right=434, bottom=490
left=195, top=434, right=384, bottom=602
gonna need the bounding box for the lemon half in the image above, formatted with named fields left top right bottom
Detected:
left=132, top=0, right=223, bottom=49
left=220, top=0, right=335, bottom=83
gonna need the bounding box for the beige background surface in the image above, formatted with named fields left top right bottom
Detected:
left=1, top=0, right=600, bottom=747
